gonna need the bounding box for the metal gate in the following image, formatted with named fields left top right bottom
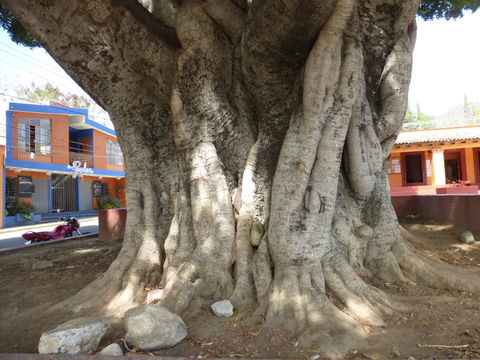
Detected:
left=52, top=174, right=78, bottom=212
left=32, top=178, right=49, bottom=213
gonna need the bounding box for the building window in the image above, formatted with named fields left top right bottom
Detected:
left=106, top=139, right=123, bottom=166
left=18, top=118, right=51, bottom=154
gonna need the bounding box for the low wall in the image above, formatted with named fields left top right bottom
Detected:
left=392, top=195, right=480, bottom=231
left=98, top=208, right=127, bottom=241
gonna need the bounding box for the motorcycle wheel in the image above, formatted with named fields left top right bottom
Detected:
left=64, top=232, right=73, bottom=238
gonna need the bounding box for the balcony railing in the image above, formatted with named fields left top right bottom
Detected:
left=13, top=150, right=51, bottom=163
left=11, top=148, right=93, bottom=168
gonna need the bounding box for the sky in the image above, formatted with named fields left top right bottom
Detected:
left=0, top=10, right=479, bottom=118
left=410, top=10, right=480, bottom=116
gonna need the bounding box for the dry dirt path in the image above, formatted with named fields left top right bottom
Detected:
left=1, top=220, right=480, bottom=359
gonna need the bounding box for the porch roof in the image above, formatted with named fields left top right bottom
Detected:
left=396, top=126, right=480, bottom=145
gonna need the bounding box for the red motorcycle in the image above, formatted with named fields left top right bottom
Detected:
left=23, top=216, right=81, bottom=244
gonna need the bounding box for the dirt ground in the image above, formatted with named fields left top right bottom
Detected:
left=1, top=218, right=480, bottom=359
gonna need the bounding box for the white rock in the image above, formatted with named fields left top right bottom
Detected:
left=146, top=288, right=164, bottom=304
left=460, top=231, right=475, bottom=244
left=99, top=343, right=123, bottom=356
left=211, top=300, right=233, bottom=317
left=38, top=317, right=111, bottom=354
left=124, top=305, right=187, bottom=350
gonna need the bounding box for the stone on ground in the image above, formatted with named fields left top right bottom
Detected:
left=38, top=317, right=111, bottom=354
left=99, top=343, right=123, bottom=356
left=211, top=300, right=234, bottom=317
left=124, top=305, right=187, bottom=350
left=460, top=231, right=475, bottom=244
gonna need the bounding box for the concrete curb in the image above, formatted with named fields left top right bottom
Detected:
left=0, top=232, right=99, bottom=254
left=0, top=217, right=98, bottom=234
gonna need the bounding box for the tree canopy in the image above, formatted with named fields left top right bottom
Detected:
left=418, top=0, right=480, bottom=19
left=0, top=2, right=38, bottom=47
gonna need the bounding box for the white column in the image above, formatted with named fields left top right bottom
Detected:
left=431, top=149, right=446, bottom=185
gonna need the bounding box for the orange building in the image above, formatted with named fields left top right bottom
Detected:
left=388, top=126, right=480, bottom=194
left=3, top=102, right=125, bottom=227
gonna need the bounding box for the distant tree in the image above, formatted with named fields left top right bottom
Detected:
left=416, top=102, right=432, bottom=123
left=16, top=82, right=91, bottom=108
left=404, top=108, right=416, bottom=123
left=464, top=93, right=470, bottom=116
left=403, top=103, right=433, bottom=129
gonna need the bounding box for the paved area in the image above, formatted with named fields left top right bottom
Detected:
left=0, top=217, right=99, bottom=250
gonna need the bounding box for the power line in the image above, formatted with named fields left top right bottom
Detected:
left=0, top=125, right=123, bottom=156
left=1, top=142, right=123, bottom=161
left=0, top=42, right=67, bottom=74
left=0, top=47, right=70, bottom=81
left=0, top=92, right=112, bottom=127
left=0, top=58, right=60, bottom=85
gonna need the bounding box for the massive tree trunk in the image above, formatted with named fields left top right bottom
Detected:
left=6, top=0, right=480, bottom=356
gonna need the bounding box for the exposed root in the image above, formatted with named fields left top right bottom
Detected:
left=324, top=255, right=394, bottom=326
left=394, top=228, right=480, bottom=294
left=264, top=266, right=367, bottom=358
left=230, top=213, right=256, bottom=309
left=251, top=234, right=272, bottom=301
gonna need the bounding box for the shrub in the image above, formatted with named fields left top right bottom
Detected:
left=96, top=194, right=122, bottom=210
left=8, top=200, right=35, bottom=220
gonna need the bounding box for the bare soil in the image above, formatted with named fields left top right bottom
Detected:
left=1, top=218, right=480, bottom=359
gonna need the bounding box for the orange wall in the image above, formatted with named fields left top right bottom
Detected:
left=12, top=111, right=70, bottom=165
left=12, top=111, right=124, bottom=172
left=388, top=150, right=433, bottom=187
left=389, top=141, right=480, bottom=188
left=388, top=154, right=403, bottom=188
left=465, top=147, right=476, bottom=184
left=6, top=170, right=50, bottom=205
left=92, top=130, right=125, bottom=172
left=81, top=176, right=125, bottom=208
left=6, top=170, right=50, bottom=180
left=79, top=136, right=92, bottom=151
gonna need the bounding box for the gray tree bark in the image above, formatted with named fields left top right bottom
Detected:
left=6, top=0, right=480, bottom=356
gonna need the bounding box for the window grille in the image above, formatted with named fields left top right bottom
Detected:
left=18, top=118, right=51, bottom=154
left=106, top=139, right=123, bottom=165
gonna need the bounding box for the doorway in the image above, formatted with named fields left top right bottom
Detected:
left=444, top=151, right=463, bottom=183
left=52, top=174, right=78, bottom=212
left=403, top=153, right=425, bottom=185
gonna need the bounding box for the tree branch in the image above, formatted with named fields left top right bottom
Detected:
left=114, top=0, right=180, bottom=47
left=137, top=0, right=182, bottom=28
left=242, top=0, right=336, bottom=74
left=240, top=0, right=337, bottom=134
left=203, top=0, right=245, bottom=44
left=4, top=0, right=178, bottom=108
